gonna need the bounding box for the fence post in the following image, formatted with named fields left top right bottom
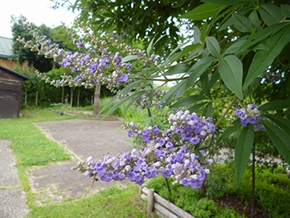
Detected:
left=35, top=91, right=38, bottom=107
left=70, top=88, right=73, bottom=107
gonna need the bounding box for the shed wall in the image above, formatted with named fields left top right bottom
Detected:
left=0, top=69, right=23, bottom=118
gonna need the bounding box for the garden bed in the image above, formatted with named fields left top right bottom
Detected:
left=140, top=185, right=194, bottom=218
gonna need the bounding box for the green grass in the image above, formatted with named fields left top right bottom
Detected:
left=0, top=108, right=157, bottom=217
left=26, top=185, right=156, bottom=218
left=0, top=108, right=72, bottom=167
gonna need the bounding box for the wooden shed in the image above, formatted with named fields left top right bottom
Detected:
left=0, top=65, right=29, bottom=118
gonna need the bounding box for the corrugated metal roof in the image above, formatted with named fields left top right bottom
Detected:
left=0, top=36, right=13, bottom=59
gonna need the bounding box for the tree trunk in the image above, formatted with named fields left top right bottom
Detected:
left=93, top=85, right=101, bottom=116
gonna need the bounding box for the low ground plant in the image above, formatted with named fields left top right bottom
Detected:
left=147, top=163, right=290, bottom=218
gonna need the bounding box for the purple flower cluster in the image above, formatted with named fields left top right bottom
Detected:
left=73, top=144, right=211, bottom=188
left=72, top=110, right=215, bottom=188
left=235, top=103, right=265, bottom=131
left=17, top=19, right=132, bottom=89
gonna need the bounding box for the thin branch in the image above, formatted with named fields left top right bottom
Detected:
left=215, top=96, right=238, bottom=127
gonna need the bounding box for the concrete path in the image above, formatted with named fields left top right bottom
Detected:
left=0, top=140, right=29, bottom=218
left=29, top=119, right=134, bottom=205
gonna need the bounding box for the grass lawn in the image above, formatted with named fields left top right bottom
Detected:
left=0, top=108, right=154, bottom=217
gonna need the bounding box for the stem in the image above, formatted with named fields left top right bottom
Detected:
left=147, top=107, right=152, bottom=117
left=251, top=144, right=256, bottom=218
left=215, top=96, right=238, bottom=128
left=165, top=178, right=172, bottom=202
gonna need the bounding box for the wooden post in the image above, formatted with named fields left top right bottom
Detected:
left=147, top=188, right=155, bottom=214
left=91, top=96, right=93, bottom=105
left=35, top=91, right=38, bottom=107
left=65, top=94, right=68, bottom=104
left=25, top=89, right=27, bottom=105
left=93, top=85, right=101, bottom=116
left=77, top=87, right=80, bottom=107
left=70, top=87, right=73, bottom=107
left=62, top=86, right=64, bottom=104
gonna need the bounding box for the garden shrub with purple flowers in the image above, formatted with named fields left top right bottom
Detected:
left=17, top=0, right=290, bottom=216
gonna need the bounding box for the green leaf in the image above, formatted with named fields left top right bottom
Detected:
left=166, top=64, right=190, bottom=76
left=186, top=57, right=215, bottom=87
left=119, top=80, right=143, bottom=96
left=202, top=0, right=250, bottom=5
left=237, top=23, right=286, bottom=53
left=206, top=36, right=220, bottom=58
left=217, top=119, right=242, bottom=144
left=261, top=120, right=290, bottom=164
left=160, top=80, right=187, bottom=106
left=249, top=10, right=260, bottom=30
left=170, top=95, right=206, bottom=108
left=224, top=39, right=247, bottom=55
left=200, top=71, right=211, bottom=98
left=202, top=102, right=212, bottom=117
left=188, top=102, right=208, bottom=113
left=235, top=125, right=254, bottom=187
left=180, top=3, right=225, bottom=20
left=259, top=98, right=290, bottom=111
left=281, top=4, right=290, bottom=17
left=218, top=55, right=243, bottom=99
left=244, top=26, right=290, bottom=88
left=193, top=26, right=202, bottom=44
left=122, top=55, right=139, bottom=63
left=263, top=114, right=290, bottom=133
left=232, top=13, right=253, bottom=32
left=259, top=3, right=284, bottom=26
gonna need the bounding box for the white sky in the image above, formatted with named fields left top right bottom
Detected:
left=0, top=0, right=77, bottom=38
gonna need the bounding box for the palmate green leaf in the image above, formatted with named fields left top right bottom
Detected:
left=205, top=36, right=220, bottom=58
left=218, top=55, right=243, bottom=99
left=217, top=119, right=242, bottom=144
left=235, top=125, right=254, bottom=187
left=259, top=3, right=284, bottom=26
left=202, top=0, right=250, bottom=5
left=261, top=120, right=290, bottom=164
left=232, top=13, right=253, bottom=32
left=263, top=114, right=290, bottom=133
left=119, top=80, right=144, bottom=96
left=180, top=3, right=225, bottom=20
left=244, top=25, right=290, bottom=88
left=237, top=23, right=287, bottom=53
left=281, top=4, right=290, bottom=17
left=259, top=98, right=290, bottom=111
left=170, top=95, right=206, bottom=109
left=186, top=57, right=215, bottom=87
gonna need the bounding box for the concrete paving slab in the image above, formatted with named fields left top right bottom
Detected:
left=0, top=140, right=29, bottom=218
left=28, top=119, right=134, bottom=204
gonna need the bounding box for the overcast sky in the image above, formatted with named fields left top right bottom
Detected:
left=0, top=0, right=77, bottom=38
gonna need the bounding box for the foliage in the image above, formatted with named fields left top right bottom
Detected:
left=146, top=176, right=245, bottom=218
left=20, top=0, right=290, bottom=201
left=0, top=108, right=71, bottom=166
